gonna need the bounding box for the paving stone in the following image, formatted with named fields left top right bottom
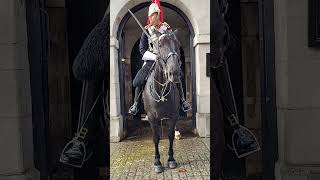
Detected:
left=110, top=137, right=210, bottom=179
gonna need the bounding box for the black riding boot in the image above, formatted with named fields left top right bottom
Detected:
left=128, top=86, right=143, bottom=115
left=177, top=80, right=191, bottom=112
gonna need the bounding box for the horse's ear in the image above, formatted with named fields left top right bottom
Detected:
left=173, top=29, right=181, bottom=45
left=173, top=29, right=178, bottom=37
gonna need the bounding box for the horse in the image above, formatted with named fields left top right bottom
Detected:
left=142, top=29, right=182, bottom=173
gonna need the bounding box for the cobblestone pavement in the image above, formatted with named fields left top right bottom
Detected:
left=110, top=136, right=210, bottom=180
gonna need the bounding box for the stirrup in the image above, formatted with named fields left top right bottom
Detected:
left=182, top=101, right=191, bottom=112
left=59, top=127, right=91, bottom=168
left=128, top=102, right=139, bottom=115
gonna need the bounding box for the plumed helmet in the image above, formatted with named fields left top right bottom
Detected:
left=147, top=0, right=164, bottom=24
left=148, top=2, right=160, bottom=16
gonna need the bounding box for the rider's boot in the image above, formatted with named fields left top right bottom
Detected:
left=128, top=86, right=143, bottom=115
left=177, top=80, right=191, bottom=112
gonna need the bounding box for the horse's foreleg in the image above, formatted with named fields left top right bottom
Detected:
left=168, top=121, right=177, bottom=169
left=168, top=125, right=175, bottom=160
left=151, top=122, right=163, bottom=173
left=153, top=136, right=160, bottom=162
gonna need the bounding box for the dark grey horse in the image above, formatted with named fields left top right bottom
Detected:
left=143, top=29, right=181, bottom=173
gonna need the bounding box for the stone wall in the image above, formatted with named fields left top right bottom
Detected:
left=0, top=0, right=39, bottom=179
left=274, top=0, right=320, bottom=179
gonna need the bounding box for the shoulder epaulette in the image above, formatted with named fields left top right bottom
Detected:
left=162, top=22, right=171, bottom=29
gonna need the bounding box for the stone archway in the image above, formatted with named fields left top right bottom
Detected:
left=110, top=0, right=210, bottom=142
left=110, top=0, right=199, bottom=38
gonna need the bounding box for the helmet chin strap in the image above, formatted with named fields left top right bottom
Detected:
left=150, top=13, right=160, bottom=26
left=157, top=13, right=160, bottom=22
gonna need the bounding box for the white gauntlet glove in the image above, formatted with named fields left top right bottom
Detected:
left=142, top=51, right=157, bottom=61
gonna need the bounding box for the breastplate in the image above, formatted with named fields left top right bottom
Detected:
left=147, top=26, right=164, bottom=55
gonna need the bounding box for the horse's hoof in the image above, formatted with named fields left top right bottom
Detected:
left=154, top=165, right=163, bottom=173
left=168, top=161, right=177, bottom=169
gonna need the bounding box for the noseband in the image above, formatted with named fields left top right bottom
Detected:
left=158, top=51, right=180, bottom=75
left=163, top=52, right=179, bottom=62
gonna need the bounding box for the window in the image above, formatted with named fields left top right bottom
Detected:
left=309, top=0, right=320, bottom=47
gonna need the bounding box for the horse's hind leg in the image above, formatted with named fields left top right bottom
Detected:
left=174, top=125, right=181, bottom=140
left=151, top=121, right=163, bottom=173
left=168, top=121, right=177, bottom=169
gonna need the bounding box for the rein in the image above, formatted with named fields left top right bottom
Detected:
left=149, top=51, right=180, bottom=103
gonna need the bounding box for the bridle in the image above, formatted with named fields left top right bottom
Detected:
left=149, top=33, right=181, bottom=103
left=156, top=33, right=181, bottom=80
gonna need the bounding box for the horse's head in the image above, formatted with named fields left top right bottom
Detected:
left=156, top=29, right=182, bottom=83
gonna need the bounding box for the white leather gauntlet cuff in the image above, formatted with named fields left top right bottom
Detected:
left=142, top=51, right=157, bottom=61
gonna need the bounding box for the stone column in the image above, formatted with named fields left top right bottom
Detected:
left=194, top=34, right=210, bottom=137
left=110, top=36, right=124, bottom=142
left=0, top=0, right=39, bottom=180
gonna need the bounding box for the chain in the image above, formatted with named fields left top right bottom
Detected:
left=150, top=75, right=172, bottom=103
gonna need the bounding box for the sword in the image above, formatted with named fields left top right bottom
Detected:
left=128, top=9, right=155, bottom=44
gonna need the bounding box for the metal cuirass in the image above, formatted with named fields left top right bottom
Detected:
left=147, top=26, right=160, bottom=54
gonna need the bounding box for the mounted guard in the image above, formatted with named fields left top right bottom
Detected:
left=128, top=0, right=191, bottom=115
